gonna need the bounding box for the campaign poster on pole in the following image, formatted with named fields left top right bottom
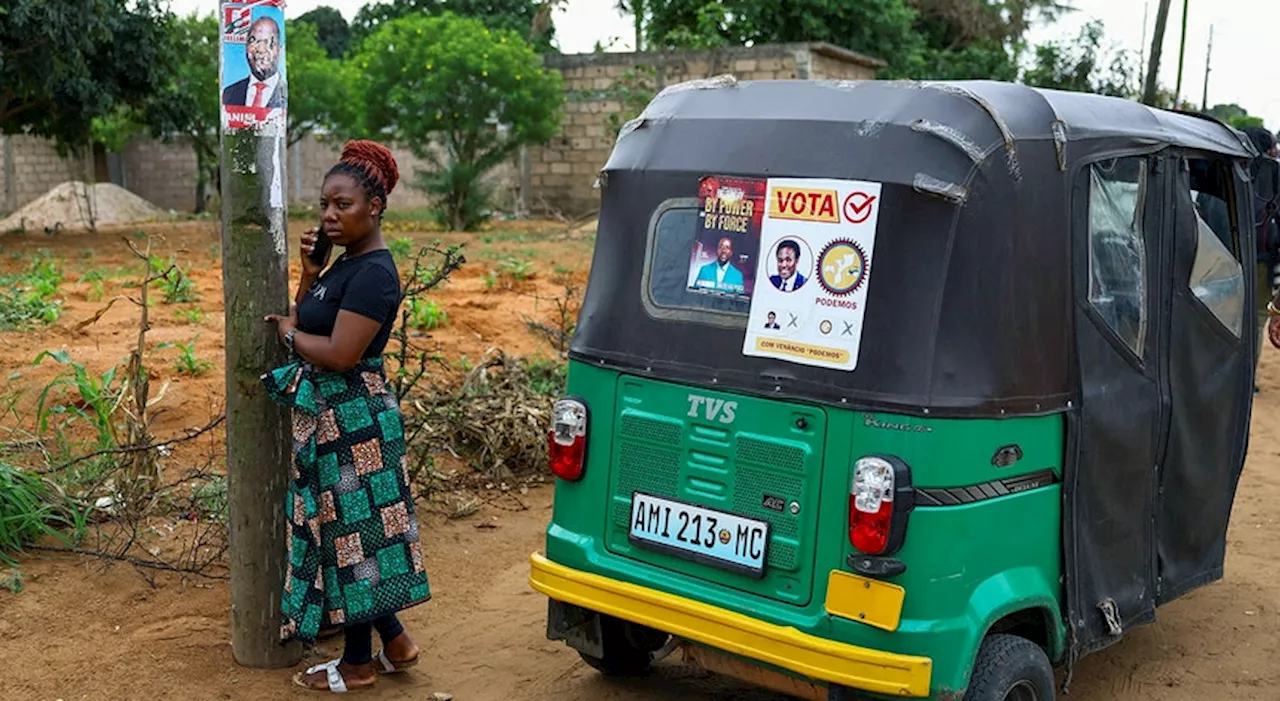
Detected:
left=742, top=177, right=883, bottom=371
left=220, top=0, right=287, bottom=134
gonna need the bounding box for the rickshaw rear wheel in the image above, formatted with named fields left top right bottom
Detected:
left=578, top=615, right=671, bottom=677
left=963, top=633, right=1055, bottom=701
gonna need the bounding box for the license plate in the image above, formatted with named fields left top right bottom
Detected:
left=824, top=570, right=905, bottom=632
left=628, top=493, right=770, bottom=578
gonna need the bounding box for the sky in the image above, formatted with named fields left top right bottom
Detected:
left=172, top=0, right=1280, bottom=129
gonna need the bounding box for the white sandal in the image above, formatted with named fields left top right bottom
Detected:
left=293, top=658, right=375, bottom=693
left=375, top=648, right=420, bottom=674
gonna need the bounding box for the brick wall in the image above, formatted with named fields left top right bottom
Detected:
left=121, top=138, right=199, bottom=212
left=804, top=46, right=881, bottom=82
left=530, top=42, right=884, bottom=217
left=0, top=42, right=880, bottom=220
left=1, top=135, right=93, bottom=215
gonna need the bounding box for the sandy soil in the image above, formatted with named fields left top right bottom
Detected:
left=1, top=221, right=1277, bottom=701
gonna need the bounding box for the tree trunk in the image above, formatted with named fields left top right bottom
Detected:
left=221, top=120, right=299, bottom=668
left=1142, top=0, right=1173, bottom=106
left=633, top=0, right=645, bottom=51
left=195, top=170, right=208, bottom=214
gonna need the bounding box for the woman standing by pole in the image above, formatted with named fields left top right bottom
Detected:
left=264, top=140, right=430, bottom=692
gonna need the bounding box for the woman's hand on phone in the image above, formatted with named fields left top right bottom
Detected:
left=300, top=227, right=329, bottom=278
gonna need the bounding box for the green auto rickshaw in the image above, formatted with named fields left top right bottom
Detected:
left=529, top=78, right=1257, bottom=700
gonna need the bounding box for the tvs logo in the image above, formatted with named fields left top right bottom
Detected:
left=842, top=191, right=877, bottom=224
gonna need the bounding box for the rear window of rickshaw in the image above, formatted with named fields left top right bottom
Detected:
left=645, top=203, right=753, bottom=318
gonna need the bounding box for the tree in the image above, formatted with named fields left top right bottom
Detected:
left=295, top=6, right=351, bottom=58
left=284, top=20, right=349, bottom=147
left=644, top=0, right=927, bottom=76
left=1142, top=0, right=1174, bottom=106
left=135, top=13, right=221, bottom=213
left=1022, top=20, right=1138, bottom=98
left=347, top=13, right=563, bottom=230
left=0, top=0, right=172, bottom=150
left=909, top=0, right=1075, bottom=81
left=615, top=0, right=648, bottom=50
left=351, top=0, right=557, bottom=51
left=1207, top=104, right=1265, bottom=131
left=642, top=0, right=1074, bottom=80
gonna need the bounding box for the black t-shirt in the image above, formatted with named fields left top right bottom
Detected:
left=297, top=249, right=402, bottom=359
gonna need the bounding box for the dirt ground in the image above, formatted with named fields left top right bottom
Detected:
left=1, top=221, right=1278, bottom=700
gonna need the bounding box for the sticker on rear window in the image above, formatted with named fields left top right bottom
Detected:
left=742, top=178, right=882, bottom=371
left=686, top=176, right=767, bottom=300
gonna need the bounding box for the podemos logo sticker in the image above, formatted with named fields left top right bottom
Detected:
left=817, top=239, right=868, bottom=296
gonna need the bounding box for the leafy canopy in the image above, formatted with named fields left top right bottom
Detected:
left=639, top=0, right=1076, bottom=80
left=1206, top=104, right=1266, bottom=132
left=351, top=0, right=557, bottom=51
left=284, top=19, right=349, bottom=146
left=1022, top=20, right=1138, bottom=98
left=0, top=0, right=172, bottom=148
left=133, top=13, right=221, bottom=211
left=295, top=5, right=351, bottom=58
left=347, top=12, right=563, bottom=229
left=644, top=0, right=924, bottom=76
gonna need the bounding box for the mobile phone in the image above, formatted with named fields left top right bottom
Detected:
left=308, top=226, right=332, bottom=266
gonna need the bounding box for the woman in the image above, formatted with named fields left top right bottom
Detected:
left=263, top=140, right=429, bottom=692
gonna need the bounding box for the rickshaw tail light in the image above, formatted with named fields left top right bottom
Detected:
left=849, top=456, right=913, bottom=557
left=850, top=498, right=893, bottom=554
left=548, top=398, right=588, bottom=481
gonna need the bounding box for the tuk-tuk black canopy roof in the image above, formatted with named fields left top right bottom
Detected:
left=573, top=79, right=1254, bottom=416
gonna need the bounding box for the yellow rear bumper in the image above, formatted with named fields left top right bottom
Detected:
left=529, top=553, right=933, bottom=698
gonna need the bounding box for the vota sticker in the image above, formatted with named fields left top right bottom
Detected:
left=768, top=187, right=841, bottom=223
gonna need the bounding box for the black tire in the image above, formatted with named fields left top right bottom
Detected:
left=578, top=616, right=671, bottom=677
left=963, top=634, right=1055, bottom=701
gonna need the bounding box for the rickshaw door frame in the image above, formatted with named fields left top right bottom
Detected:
left=1065, top=148, right=1253, bottom=661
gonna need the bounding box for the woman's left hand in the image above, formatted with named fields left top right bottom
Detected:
left=265, top=303, right=299, bottom=343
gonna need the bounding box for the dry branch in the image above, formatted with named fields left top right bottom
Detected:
left=27, top=544, right=228, bottom=580
left=35, top=414, right=226, bottom=476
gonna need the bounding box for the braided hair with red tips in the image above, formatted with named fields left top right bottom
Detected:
left=325, top=140, right=400, bottom=217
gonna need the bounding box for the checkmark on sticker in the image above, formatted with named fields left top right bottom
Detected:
left=842, top=192, right=877, bottom=224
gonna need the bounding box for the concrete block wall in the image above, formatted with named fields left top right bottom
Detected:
left=531, top=42, right=884, bottom=217
left=805, top=47, right=881, bottom=82
left=121, top=138, right=200, bottom=212
left=1, top=135, right=93, bottom=215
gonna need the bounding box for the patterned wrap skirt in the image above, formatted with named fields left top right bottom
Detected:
left=262, top=357, right=431, bottom=644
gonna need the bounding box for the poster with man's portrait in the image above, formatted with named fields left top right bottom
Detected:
left=220, top=0, right=288, bottom=133
left=686, top=175, right=766, bottom=299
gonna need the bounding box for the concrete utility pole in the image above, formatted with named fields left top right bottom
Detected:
left=218, top=0, right=300, bottom=669
left=1143, top=0, right=1174, bottom=106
